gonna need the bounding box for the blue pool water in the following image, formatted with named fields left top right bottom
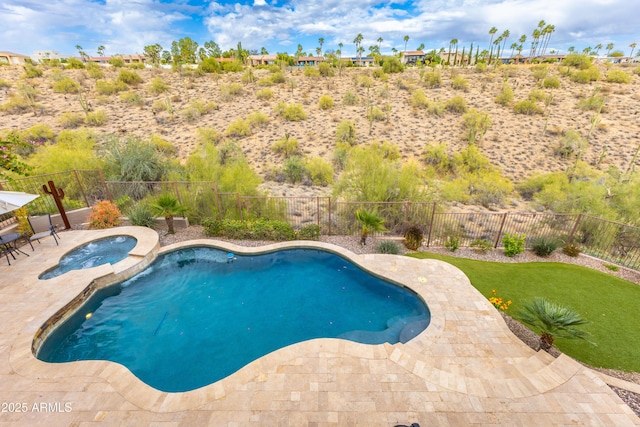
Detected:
left=39, top=236, right=137, bottom=280
left=37, top=247, right=430, bottom=392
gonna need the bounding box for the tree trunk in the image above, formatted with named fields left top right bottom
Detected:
left=540, top=332, right=554, bottom=351
left=166, top=215, right=175, bottom=234
left=360, top=230, right=368, bottom=245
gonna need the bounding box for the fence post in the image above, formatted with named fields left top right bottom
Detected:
left=236, top=193, right=243, bottom=221
left=316, top=196, right=320, bottom=229
left=568, top=213, right=583, bottom=243
left=328, top=197, right=332, bottom=236
left=73, top=169, right=90, bottom=207
left=494, top=212, right=509, bottom=248
left=213, top=182, right=223, bottom=220
left=98, top=169, right=113, bottom=201
left=426, top=201, right=437, bottom=247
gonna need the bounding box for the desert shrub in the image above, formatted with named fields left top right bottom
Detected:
left=127, top=62, right=145, bottom=70
left=305, top=156, right=334, bottom=186
left=377, top=240, right=401, bottom=254
left=270, top=71, right=286, bottom=84
left=108, top=57, right=125, bottom=67
left=21, top=123, right=55, bottom=144
left=445, top=236, right=460, bottom=252
left=246, top=111, right=269, bottom=128
left=318, top=94, right=334, bottom=110
left=555, top=129, right=587, bottom=158
left=95, top=79, right=127, bottom=95
left=451, top=75, right=468, bottom=91
left=475, top=62, right=488, bottom=73
left=543, top=76, right=561, bottom=88
left=531, top=237, right=560, bottom=257
left=274, top=102, right=307, bottom=121
left=127, top=202, right=157, bottom=228
left=471, top=239, right=493, bottom=252
left=577, top=94, right=605, bottom=111
left=88, top=200, right=122, bottom=229
left=367, top=106, right=386, bottom=121
left=462, top=109, right=492, bottom=144
left=0, top=78, right=10, bottom=88
left=358, top=74, right=374, bottom=88
left=528, top=89, right=547, bottom=102
left=445, top=96, right=467, bottom=114
left=65, top=58, right=85, bottom=69
left=22, top=64, right=43, bottom=78
left=220, top=83, right=243, bottom=101
left=119, top=91, right=143, bottom=106
left=336, top=120, right=356, bottom=145
left=117, top=69, right=143, bottom=86
left=423, top=70, right=442, bottom=87
left=196, top=127, right=223, bottom=145
left=149, top=77, right=169, bottom=94
left=298, top=224, right=320, bottom=240
left=257, top=76, right=274, bottom=86
left=151, top=99, right=167, bottom=113
left=343, top=90, right=359, bottom=105
left=606, top=69, right=632, bottom=83
left=84, top=110, right=108, bottom=126
left=423, top=142, right=452, bottom=174
left=58, top=112, right=84, bottom=128
left=562, top=242, right=581, bottom=257
left=571, top=66, right=600, bottom=83
left=410, top=89, right=429, bottom=109
left=495, top=82, right=514, bottom=106
left=283, top=155, right=307, bottom=184
left=226, top=119, right=251, bottom=137
left=202, top=218, right=296, bottom=241
left=86, top=63, right=104, bottom=79
left=256, top=88, right=273, bottom=100
left=428, top=101, right=445, bottom=116
left=272, top=134, right=299, bottom=157
left=52, top=76, right=80, bottom=93
left=563, top=53, right=592, bottom=69
left=303, top=66, right=320, bottom=78
left=404, top=226, right=423, bottom=250
left=531, top=64, right=548, bottom=81
left=502, top=233, right=525, bottom=257
left=513, top=99, right=543, bottom=115
left=318, top=62, right=334, bottom=77
left=149, top=134, right=176, bottom=155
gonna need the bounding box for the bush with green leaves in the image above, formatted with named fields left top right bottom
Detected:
left=22, top=64, right=43, bottom=78
left=462, top=109, right=492, bottom=144
left=318, top=94, right=334, bottom=110
left=202, top=218, right=296, bottom=241
left=531, top=236, right=560, bottom=257
left=423, top=70, right=442, bottom=87
left=84, top=110, right=108, bottom=126
left=513, top=99, right=543, bottom=115
left=226, top=119, right=251, bottom=137
left=562, top=242, right=581, bottom=257
left=367, top=106, right=386, bottom=122
left=256, top=88, right=273, bottom=100
left=404, top=226, right=423, bottom=250
left=410, top=89, right=429, bottom=109
left=127, top=202, right=157, bottom=228
left=577, top=93, right=605, bottom=111
left=543, top=76, right=561, bottom=88
left=283, top=155, right=307, bottom=183
left=195, top=127, right=223, bottom=145
left=335, top=120, right=356, bottom=145
left=475, top=62, right=488, bottom=73
left=450, top=75, right=468, bottom=91
left=120, top=91, right=143, bottom=106
left=423, top=142, right=452, bottom=174
left=272, top=133, right=299, bottom=157
left=220, top=83, right=243, bottom=101
left=528, top=89, right=547, bottom=102
left=495, top=81, right=514, bottom=106
left=274, top=102, right=307, bottom=121
left=343, top=90, right=359, bottom=105
left=305, top=156, right=334, bottom=186
left=149, top=77, right=169, bottom=94
left=555, top=129, right=587, bottom=158
left=471, top=239, right=493, bottom=252
left=303, top=66, right=320, bottom=78
left=95, top=79, right=127, bottom=95
left=445, top=96, right=467, bottom=114
left=502, top=233, right=525, bottom=257
left=52, top=76, right=80, bottom=93
left=444, top=236, right=460, bottom=252
left=570, top=66, right=600, bottom=83
left=382, top=56, right=405, bottom=73
left=0, top=78, right=10, bottom=88
left=298, top=224, right=320, bottom=240
left=377, top=240, right=401, bottom=254
left=562, top=53, right=593, bottom=69
left=117, top=69, right=143, bottom=86
left=58, top=112, right=84, bottom=129
left=102, top=135, right=167, bottom=183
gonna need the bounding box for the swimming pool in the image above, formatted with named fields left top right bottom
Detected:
left=39, top=236, right=137, bottom=280
left=36, top=247, right=430, bottom=392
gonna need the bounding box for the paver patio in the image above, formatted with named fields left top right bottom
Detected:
left=1, top=226, right=638, bottom=426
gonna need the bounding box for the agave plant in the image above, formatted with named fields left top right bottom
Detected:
left=354, top=208, right=387, bottom=245
left=517, top=297, right=593, bottom=351
left=150, top=193, right=187, bottom=234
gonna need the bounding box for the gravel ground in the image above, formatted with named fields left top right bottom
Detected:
left=158, top=226, right=640, bottom=417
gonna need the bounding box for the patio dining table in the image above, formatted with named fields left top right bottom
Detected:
left=0, top=232, right=30, bottom=265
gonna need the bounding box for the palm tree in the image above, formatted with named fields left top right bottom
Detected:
left=403, top=35, right=409, bottom=52
left=501, top=29, right=510, bottom=55
left=517, top=297, right=592, bottom=351
left=417, top=42, right=425, bottom=51
left=354, top=208, right=387, bottom=245
left=448, top=38, right=457, bottom=65
left=354, top=33, right=364, bottom=65
left=97, top=45, right=105, bottom=57
left=150, top=194, right=187, bottom=234
left=318, top=37, right=324, bottom=55
left=630, top=42, right=637, bottom=58
left=377, top=37, right=383, bottom=52
left=510, top=42, right=518, bottom=58
left=606, top=42, right=614, bottom=56
left=488, top=27, right=498, bottom=62
left=593, top=43, right=602, bottom=56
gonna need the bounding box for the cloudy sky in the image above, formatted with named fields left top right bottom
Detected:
left=1, top=0, right=639, bottom=58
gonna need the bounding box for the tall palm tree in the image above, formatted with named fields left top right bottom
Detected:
left=593, top=43, right=602, bottom=56
left=517, top=297, right=592, bottom=351
left=150, top=194, right=187, bottom=234
left=530, top=29, right=541, bottom=58
left=630, top=42, right=637, bottom=58
left=377, top=37, right=383, bottom=52
left=403, top=35, right=409, bottom=52
left=353, top=33, right=364, bottom=65
left=606, top=42, right=614, bottom=56
left=354, top=208, right=387, bottom=245
left=501, top=29, right=510, bottom=55
left=488, top=27, right=498, bottom=62
left=510, top=42, right=518, bottom=58
left=318, top=37, right=324, bottom=56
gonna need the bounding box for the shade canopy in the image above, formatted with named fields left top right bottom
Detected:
left=0, top=191, right=40, bottom=215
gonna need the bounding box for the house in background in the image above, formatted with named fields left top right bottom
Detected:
left=401, top=50, right=425, bottom=65
left=249, top=55, right=278, bottom=66
left=0, top=51, right=30, bottom=65
left=347, top=56, right=375, bottom=67
left=32, top=50, right=66, bottom=63
left=295, top=56, right=325, bottom=67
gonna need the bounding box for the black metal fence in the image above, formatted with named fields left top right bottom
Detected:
left=2, top=170, right=639, bottom=270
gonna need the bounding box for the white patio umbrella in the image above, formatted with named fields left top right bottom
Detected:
left=0, top=191, right=40, bottom=215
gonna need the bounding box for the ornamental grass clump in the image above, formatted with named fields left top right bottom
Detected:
left=88, top=200, right=122, bottom=229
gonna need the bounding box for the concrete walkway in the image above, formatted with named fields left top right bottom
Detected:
left=0, top=227, right=638, bottom=426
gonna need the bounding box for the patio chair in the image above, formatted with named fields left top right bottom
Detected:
left=27, top=213, right=60, bottom=247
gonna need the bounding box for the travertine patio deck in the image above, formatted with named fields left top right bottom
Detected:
left=0, top=226, right=638, bottom=426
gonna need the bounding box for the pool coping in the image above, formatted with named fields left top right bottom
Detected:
left=3, top=228, right=639, bottom=424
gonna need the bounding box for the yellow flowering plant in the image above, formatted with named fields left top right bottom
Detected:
left=489, top=289, right=512, bottom=311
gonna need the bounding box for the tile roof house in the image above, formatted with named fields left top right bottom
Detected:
left=0, top=51, right=30, bottom=65
left=401, top=50, right=425, bottom=65
left=295, top=56, right=325, bottom=66
left=249, top=55, right=278, bottom=66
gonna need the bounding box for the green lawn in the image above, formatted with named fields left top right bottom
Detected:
left=407, top=252, right=640, bottom=372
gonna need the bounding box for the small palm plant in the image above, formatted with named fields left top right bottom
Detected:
left=517, top=297, right=593, bottom=351
left=150, top=193, right=187, bottom=234
left=354, top=208, right=387, bottom=245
